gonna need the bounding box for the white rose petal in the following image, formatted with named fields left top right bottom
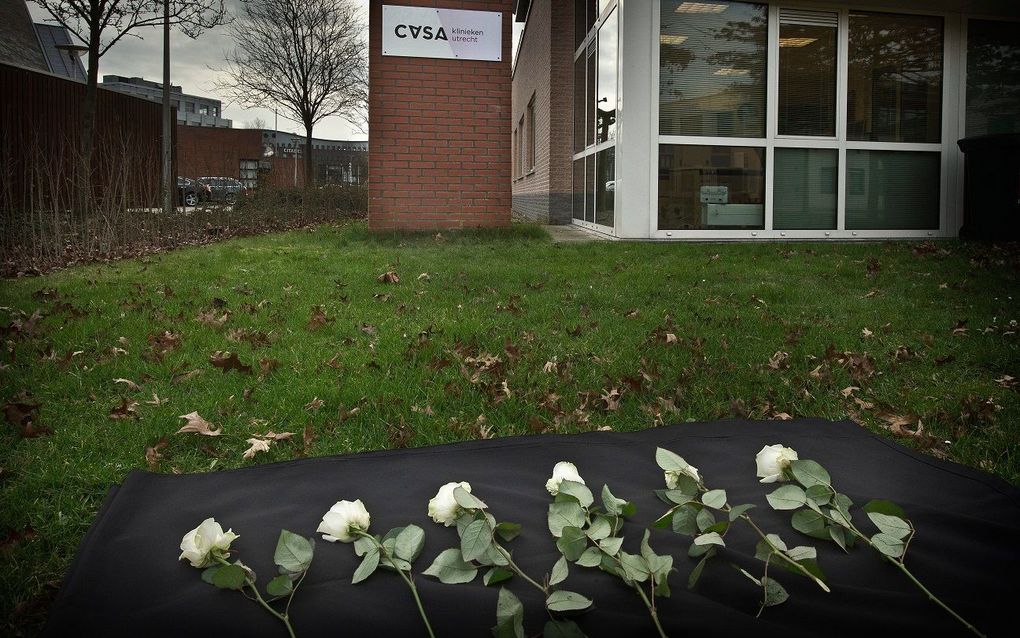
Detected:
left=755, top=444, right=799, bottom=483
left=664, top=461, right=700, bottom=489
left=179, top=517, right=238, bottom=568
left=545, top=461, right=585, bottom=496
left=428, top=481, right=472, bottom=527
left=317, top=499, right=371, bottom=543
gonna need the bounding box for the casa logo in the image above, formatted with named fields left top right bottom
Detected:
left=394, top=24, right=449, bottom=41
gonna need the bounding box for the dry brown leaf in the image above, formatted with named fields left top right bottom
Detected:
left=171, top=369, right=202, bottom=384
left=145, top=436, right=169, bottom=470
left=108, top=398, right=139, bottom=420
left=3, top=401, right=51, bottom=438
left=624, top=309, right=640, bottom=318
left=145, top=393, right=167, bottom=406
left=176, top=412, right=221, bottom=436
left=852, top=396, right=875, bottom=410
left=767, top=351, right=790, bottom=370
left=841, top=386, right=860, bottom=398
left=543, top=358, right=558, bottom=374
left=378, top=271, right=400, bottom=284
left=307, top=305, right=334, bottom=331
left=304, top=397, right=325, bottom=412
left=259, top=431, right=294, bottom=442
left=196, top=310, right=230, bottom=328
left=113, top=378, right=141, bottom=392
left=861, top=328, right=873, bottom=338
left=209, top=351, right=253, bottom=375
left=994, top=375, right=1016, bottom=389
left=243, top=438, right=272, bottom=459
left=417, top=272, right=431, bottom=281
left=259, top=358, right=280, bottom=376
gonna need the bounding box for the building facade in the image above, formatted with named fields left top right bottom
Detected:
left=512, top=0, right=1020, bottom=239
left=102, top=76, right=232, bottom=128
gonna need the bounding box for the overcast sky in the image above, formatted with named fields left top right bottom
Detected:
left=27, top=1, right=525, bottom=141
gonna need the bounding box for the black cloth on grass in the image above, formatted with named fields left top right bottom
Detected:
left=43, top=419, right=1019, bottom=637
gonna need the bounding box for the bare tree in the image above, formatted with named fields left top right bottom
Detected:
left=217, top=0, right=367, bottom=187
left=245, top=117, right=268, bottom=129
left=32, top=0, right=227, bottom=201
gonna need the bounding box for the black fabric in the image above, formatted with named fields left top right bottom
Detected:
left=44, top=419, right=1019, bottom=637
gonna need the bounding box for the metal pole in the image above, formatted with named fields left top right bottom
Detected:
left=161, top=0, right=172, bottom=215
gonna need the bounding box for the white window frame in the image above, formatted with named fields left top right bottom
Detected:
left=646, top=1, right=962, bottom=240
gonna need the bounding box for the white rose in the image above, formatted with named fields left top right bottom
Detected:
left=179, top=518, right=239, bottom=568
left=755, top=444, right=799, bottom=483
left=545, top=461, right=585, bottom=496
left=317, top=499, right=371, bottom=543
left=664, top=462, right=701, bottom=489
left=428, top=481, right=472, bottom=526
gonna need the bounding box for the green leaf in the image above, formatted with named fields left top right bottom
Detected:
left=833, top=493, right=854, bottom=518
left=766, top=485, right=807, bottom=511
left=867, top=513, right=911, bottom=540
left=483, top=567, right=514, bottom=586
left=557, top=480, right=594, bottom=508
left=790, top=460, right=831, bottom=488
left=688, top=555, right=709, bottom=589
left=550, top=556, right=569, bottom=586
left=655, top=447, right=692, bottom=472
left=548, top=501, right=586, bottom=538
left=543, top=619, right=587, bottom=638
left=266, top=575, right=293, bottom=597
left=353, top=535, right=375, bottom=558
left=211, top=564, right=246, bottom=590
left=352, top=548, right=380, bottom=584
left=785, top=545, right=817, bottom=562
left=597, top=537, right=623, bottom=556
left=586, top=517, right=611, bottom=541
left=619, top=551, right=651, bottom=583
left=791, top=510, right=829, bottom=539
left=687, top=542, right=715, bottom=559
left=662, top=476, right=700, bottom=500
left=672, top=505, right=700, bottom=536
left=557, top=526, right=588, bottom=562
left=380, top=555, right=413, bottom=572
left=493, top=587, right=525, bottom=638
left=483, top=544, right=510, bottom=567
left=274, top=530, right=314, bottom=574
left=652, top=510, right=675, bottom=529
left=454, top=486, right=488, bottom=510
left=576, top=546, right=603, bottom=567
left=702, top=489, right=727, bottom=509
left=695, top=506, right=716, bottom=532
left=423, top=548, right=478, bottom=584
left=871, top=533, right=905, bottom=558
left=762, top=577, right=789, bottom=607
left=546, top=590, right=593, bottom=613
left=828, top=506, right=852, bottom=528
left=694, top=532, right=725, bottom=547
left=829, top=526, right=851, bottom=552
left=704, top=520, right=729, bottom=535
left=862, top=499, right=907, bottom=519
left=805, top=484, right=832, bottom=506
left=602, top=484, right=636, bottom=518
left=494, top=522, right=522, bottom=543
left=461, top=519, right=494, bottom=562
left=201, top=566, right=221, bottom=585
left=728, top=503, right=755, bottom=521
left=394, top=525, right=425, bottom=562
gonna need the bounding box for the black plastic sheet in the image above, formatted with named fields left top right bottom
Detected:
left=44, top=419, right=1019, bottom=637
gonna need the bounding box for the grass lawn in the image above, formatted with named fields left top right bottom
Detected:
left=1, top=221, right=1018, bottom=634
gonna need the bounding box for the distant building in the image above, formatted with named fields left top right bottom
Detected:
left=0, top=1, right=85, bottom=82
left=101, top=75, right=232, bottom=128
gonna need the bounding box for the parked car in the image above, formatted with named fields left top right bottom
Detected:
left=197, top=177, right=246, bottom=203
left=177, top=177, right=210, bottom=207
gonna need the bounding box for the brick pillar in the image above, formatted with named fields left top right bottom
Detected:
left=368, top=0, right=513, bottom=231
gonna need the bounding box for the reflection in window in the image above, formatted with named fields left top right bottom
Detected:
left=658, top=145, right=765, bottom=230
left=574, top=55, right=586, bottom=153
left=585, top=154, right=596, bottom=222
left=586, top=44, right=596, bottom=147
left=847, top=12, right=943, bottom=143
left=966, top=20, right=1020, bottom=136
left=659, top=1, right=768, bottom=138
left=778, top=20, right=837, bottom=136
left=845, top=151, right=940, bottom=229
left=597, top=9, right=618, bottom=144
left=774, top=148, right=837, bottom=229
left=596, top=147, right=615, bottom=227
left=573, top=158, right=585, bottom=220
left=575, top=0, right=597, bottom=51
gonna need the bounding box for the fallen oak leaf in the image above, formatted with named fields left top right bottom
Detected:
left=259, top=358, right=280, bottom=376
left=3, top=401, right=51, bottom=438
left=840, top=386, right=860, bottom=398
left=378, top=271, right=400, bottom=284
left=209, top=351, right=253, bottom=375
left=144, top=436, right=169, bottom=470
left=145, top=393, right=168, bottom=406
left=259, top=431, right=295, bottom=442
left=108, top=398, right=139, bottom=420
left=304, top=397, right=324, bottom=411
left=243, top=437, right=272, bottom=460
left=196, top=310, right=230, bottom=328
left=176, top=412, right=221, bottom=436
left=113, top=378, right=141, bottom=392
left=307, top=305, right=334, bottom=331
left=171, top=369, right=202, bottom=384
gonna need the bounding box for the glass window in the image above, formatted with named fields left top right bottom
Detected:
left=658, top=145, right=765, bottom=230
left=774, top=148, right=837, bottom=229
left=846, top=151, right=940, bottom=229
left=575, top=0, right=597, bottom=51
left=778, top=20, right=837, bottom=136
left=847, top=12, right=943, bottom=143
left=966, top=19, right=1020, bottom=137
left=596, top=9, right=618, bottom=144
left=526, top=98, right=536, bottom=171
left=596, top=147, right=615, bottom=227
left=573, top=158, right=585, bottom=220
left=512, top=129, right=519, bottom=178
left=586, top=44, right=596, bottom=147
left=574, top=55, right=585, bottom=153
left=585, top=154, right=596, bottom=222
left=659, top=1, right=768, bottom=138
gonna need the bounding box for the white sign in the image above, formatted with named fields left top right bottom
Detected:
left=382, top=5, right=502, bottom=62
left=699, top=185, right=729, bottom=204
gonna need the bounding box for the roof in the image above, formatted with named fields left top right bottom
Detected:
left=34, top=23, right=86, bottom=82
left=0, top=0, right=47, bottom=71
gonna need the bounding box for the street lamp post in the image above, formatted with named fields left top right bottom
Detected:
left=161, top=0, right=173, bottom=216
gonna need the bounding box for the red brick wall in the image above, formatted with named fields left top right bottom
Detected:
left=368, top=0, right=513, bottom=231
left=176, top=126, right=262, bottom=181
left=510, top=0, right=574, bottom=224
